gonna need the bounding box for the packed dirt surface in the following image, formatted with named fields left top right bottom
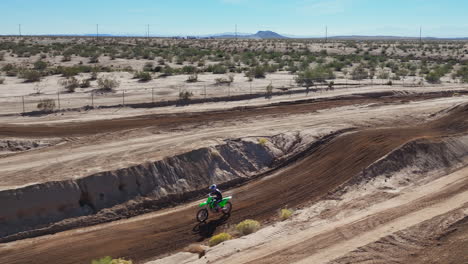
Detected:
left=0, top=96, right=467, bottom=264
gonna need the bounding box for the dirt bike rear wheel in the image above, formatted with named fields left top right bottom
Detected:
left=196, top=208, right=209, bottom=222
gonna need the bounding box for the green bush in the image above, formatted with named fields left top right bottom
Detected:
left=134, top=71, right=152, bottom=82
left=295, top=66, right=334, bottom=87
left=19, top=70, right=41, bottom=82
left=246, top=66, right=266, bottom=79
left=209, top=233, right=232, bottom=247
left=97, top=77, right=119, bottom=92
left=236, top=220, right=260, bottom=236
left=34, top=60, right=48, bottom=71
left=425, top=71, right=441, bottom=84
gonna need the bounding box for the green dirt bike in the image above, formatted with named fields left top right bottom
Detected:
left=196, top=195, right=232, bottom=222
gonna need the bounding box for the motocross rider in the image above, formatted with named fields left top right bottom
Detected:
left=209, top=184, right=223, bottom=211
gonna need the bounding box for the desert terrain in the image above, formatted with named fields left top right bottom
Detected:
left=0, top=36, right=467, bottom=264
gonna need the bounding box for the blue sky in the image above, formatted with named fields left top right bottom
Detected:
left=1, top=0, right=467, bottom=37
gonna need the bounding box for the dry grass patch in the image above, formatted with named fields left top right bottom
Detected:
left=91, top=256, right=132, bottom=264
left=209, top=233, right=232, bottom=247
left=236, top=219, right=261, bottom=236
left=258, top=138, right=268, bottom=145
left=279, top=208, right=293, bottom=220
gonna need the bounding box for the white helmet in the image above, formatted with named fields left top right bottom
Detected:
left=209, top=184, right=217, bottom=190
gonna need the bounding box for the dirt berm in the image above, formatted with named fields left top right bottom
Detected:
left=0, top=133, right=309, bottom=241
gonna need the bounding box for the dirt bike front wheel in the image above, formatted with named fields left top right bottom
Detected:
left=222, top=202, right=232, bottom=215
left=197, top=208, right=209, bottom=222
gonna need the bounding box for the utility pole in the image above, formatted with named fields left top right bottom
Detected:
left=419, top=26, right=422, bottom=46
left=147, top=24, right=150, bottom=38
left=325, top=25, right=328, bottom=43
left=96, top=24, right=99, bottom=41
left=18, top=24, right=22, bottom=37
left=235, top=24, right=238, bottom=40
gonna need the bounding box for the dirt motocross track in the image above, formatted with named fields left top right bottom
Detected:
left=0, top=93, right=467, bottom=264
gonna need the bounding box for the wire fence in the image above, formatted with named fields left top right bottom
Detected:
left=0, top=79, right=463, bottom=116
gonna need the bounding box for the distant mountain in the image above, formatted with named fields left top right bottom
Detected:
left=253, top=31, right=287, bottom=39
left=212, top=31, right=288, bottom=39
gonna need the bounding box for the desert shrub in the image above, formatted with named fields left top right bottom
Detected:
left=0, top=78, right=4, bottom=84
left=351, top=65, right=369, bottom=80
left=265, top=82, right=273, bottom=98
left=80, top=79, right=91, bottom=88
left=455, top=66, right=468, bottom=83
left=179, top=90, right=193, bottom=101
left=208, top=233, right=232, bottom=247
left=186, top=73, right=198, bottom=83
left=425, top=71, right=441, bottom=84
left=208, top=64, right=227, bottom=74
left=378, top=71, right=390, bottom=80
left=34, top=60, right=47, bottom=71
left=160, top=66, right=174, bottom=77
left=236, top=220, right=260, bottom=236
left=62, top=55, right=71, bottom=62
left=60, top=77, right=80, bottom=93
left=97, top=77, right=119, bottom=92
left=182, top=65, right=197, bottom=74
left=19, top=70, right=41, bottom=82
left=246, top=66, right=266, bottom=79
left=215, top=75, right=234, bottom=86
left=90, top=71, right=98, bottom=80
left=91, top=256, right=133, bottom=264
left=37, top=99, right=56, bottom=112
left=258, top=138, right=268, bottom=145
left=279, top=209, right=293, bottom=220
left=89, top=55, right=99, bottom=63
left=2, top=63, right=15, bottom=72
left=134, top=71, right=152, bottom=82
left=295, top=66, right=334, bottom=87
left=143, top=62, right=154, bottom=72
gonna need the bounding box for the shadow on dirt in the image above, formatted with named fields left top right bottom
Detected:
left=192, top=214, right=231, bottom=241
